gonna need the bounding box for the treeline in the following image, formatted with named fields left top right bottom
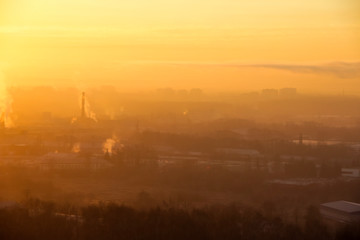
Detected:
left=0, top=200, right=359, bottom=240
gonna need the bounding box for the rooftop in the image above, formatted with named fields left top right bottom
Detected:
left=321, top=201, right=360, bottom=214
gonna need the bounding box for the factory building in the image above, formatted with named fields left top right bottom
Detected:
left=320, top=201, right=360, bottom=223
left=341, top=168, right=360, bottom=178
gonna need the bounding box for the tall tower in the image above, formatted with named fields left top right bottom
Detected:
left=0, top=113, right=5, bottom=129
left=81, top=92, right=86, bottom=118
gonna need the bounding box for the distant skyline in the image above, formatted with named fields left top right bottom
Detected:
left=1, top=0, right=359, bottom=94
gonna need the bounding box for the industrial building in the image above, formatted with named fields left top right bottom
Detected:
left=341, top=168, right=360, bottom=178
left=320, top=201, right=360, bottom=223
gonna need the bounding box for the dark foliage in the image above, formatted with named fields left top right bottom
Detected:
left=1, top=200, right=358, bottom=240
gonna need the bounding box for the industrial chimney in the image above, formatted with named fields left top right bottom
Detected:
left=81, top=92, right=86, bottom=118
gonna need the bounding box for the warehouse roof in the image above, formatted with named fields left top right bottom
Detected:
left=321, top=201, right=360, bottom=214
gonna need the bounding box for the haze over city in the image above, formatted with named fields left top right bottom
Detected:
left=0, top=1, right=360, bottom=240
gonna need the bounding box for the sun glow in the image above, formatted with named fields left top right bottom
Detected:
left=0, top=0, right=359, bottom=93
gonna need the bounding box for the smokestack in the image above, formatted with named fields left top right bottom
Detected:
left=81, top=92, right=86, bottom=118
left=0, top=113, right=5, bottom=129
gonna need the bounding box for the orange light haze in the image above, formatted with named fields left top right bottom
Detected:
left=0, top=0, right=359, bottom=93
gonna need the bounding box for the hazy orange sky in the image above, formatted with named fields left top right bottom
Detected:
left=0, top=0, right=359, bottom=93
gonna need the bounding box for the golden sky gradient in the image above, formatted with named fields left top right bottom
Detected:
left=0, top=0, right=359, bottom=93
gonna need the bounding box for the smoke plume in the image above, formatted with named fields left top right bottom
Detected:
left=103, top=135, right=122, bottom=155
left=0, top=70, right=14, bottom=128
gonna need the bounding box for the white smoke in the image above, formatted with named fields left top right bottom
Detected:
left=72, top=142, right=81, bottom=153
left=83, top=93, right=97, bottom=122
left=0, top=70, right=14, bottom=128
left=71, top=91, right=98, bottom=123
left=71, top=71, right=97, bottom=123
left=103, top=135, right=122, bottom=155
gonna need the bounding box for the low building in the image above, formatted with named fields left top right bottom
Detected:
left=261, top=89, right=278, bottom=98
left=158, top=152, right=203, bottom=167
left=341, top=168, right=360, bottom=178
left=0, top=201, right=18, bottom=209
left=279, top=88, right=297, bottom=98
left=320, top=201, right=360, bottom=223
left=39, top=153, right=112, bottom=171
left=216, top=148, right=262, bottom=158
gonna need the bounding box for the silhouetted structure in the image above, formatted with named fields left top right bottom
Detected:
left=280, top=88, right=297, bottom=97
left=261, top=89, right=278, bottom=98
left=320, top=201, right=360, bottom=223
left=81, top=92, right=86, bottom=118
left=71, top=91, right=97, bottom=127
